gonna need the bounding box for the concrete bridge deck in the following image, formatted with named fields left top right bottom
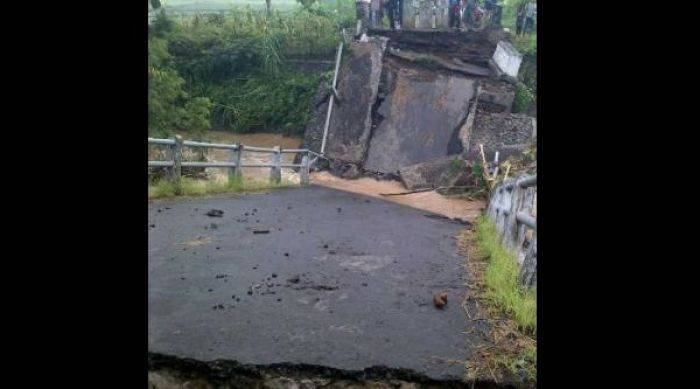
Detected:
left=148, top=186, right=485, bottom=381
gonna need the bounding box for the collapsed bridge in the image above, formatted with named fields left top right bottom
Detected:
left=302, top=28, right=536, bottom=190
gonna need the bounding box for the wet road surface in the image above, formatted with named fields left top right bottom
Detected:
left=148, top=185, right=479, bottom=380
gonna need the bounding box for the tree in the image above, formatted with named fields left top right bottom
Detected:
left=265, top=0, right=272, bottom=16
left=149, top=34, right=212, bottom=137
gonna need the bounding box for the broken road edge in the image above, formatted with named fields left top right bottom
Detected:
left=148, top=352, right=520, bottom=388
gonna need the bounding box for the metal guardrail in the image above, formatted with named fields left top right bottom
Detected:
left=487, top=173, right=537, bottom=287
left=516, top=211, right=536, bottom=230
left=494, top=174, right=536, bottom=231
left=148, top=136, right=311, bottom=185
left=515, top=175, right=537, bottom=230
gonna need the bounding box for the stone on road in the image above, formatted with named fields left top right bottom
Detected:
left=148, top=186, right=478, bottom=381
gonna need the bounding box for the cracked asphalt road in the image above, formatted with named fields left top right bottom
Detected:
left=148, top=185, right=479, bottom=380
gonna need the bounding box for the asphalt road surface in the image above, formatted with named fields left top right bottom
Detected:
left=148, top=185, right=480, bottom=381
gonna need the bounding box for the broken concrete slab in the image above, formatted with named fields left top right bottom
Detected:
left=464, top=109, right=536, bottom=162
left=399, top=156, right=476, bottom=191
left=387, top=48, right=492, bottom=78
left=364, top=61, right=477, bottom=175
left=324, top=37, right=387, bottom=163
left=329, top=160, right=362, bottom=179
left=303, top=29, right=531, bottom=186
left=399, top=156, right=465, bottom=190
left=369, top=28, right=505, bottom=67
left=477, top=78, right=516, bottom=113
left=300, top=81, right=333, bottom=154
left=491, top=40, right=523, bottom=79
left=301, top=37, right=387, bottom=161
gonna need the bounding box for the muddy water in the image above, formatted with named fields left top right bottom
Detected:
left=195, top=132, right=304, bottom=184
left=149, top=131, right=484, bottom=220
left=149, top=131, right=304, bottom=184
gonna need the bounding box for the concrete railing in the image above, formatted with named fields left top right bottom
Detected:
left=147, top=135, right=311, bottom=185
left=487, top=174, right=537, bottom=287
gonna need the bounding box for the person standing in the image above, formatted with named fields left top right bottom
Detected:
left=449, top=0, right=462, bottom=30
left=356, top=0, right=372, bottom=35
left=489, top=0, right=503, bottom=27
left=367, top=0, right=375, bottom=29
left=463, top=0, right=475, bottom=28
left=384, top=0, right=402, bottom=30
left=516, top=0, right=526, bottom=36
left=524, top=0, right=536, bottom=35
left=385, top=0, right=395, bottom=29
left=376, top=0, right=385, bottom=28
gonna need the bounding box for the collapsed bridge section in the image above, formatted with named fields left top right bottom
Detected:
left=364, top=59, right=476, bottom=174
left=302, top=28, right=535, bottom=187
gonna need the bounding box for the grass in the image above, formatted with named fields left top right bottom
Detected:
left=514, top=80, right=535, bottom=113
left=475, top=216, right=536, bottom=331
left=459, top=216, right=536, bottom=384
left=512, top=33, right=537, bottom=55
left=149, top=176, right=289, bottom=199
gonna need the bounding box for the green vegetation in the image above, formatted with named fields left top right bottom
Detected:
left=474, top=216, right=536, bottom=332
left=501, top=0, right=537, bottom=52
left=149, top=176, right=289, bottom=198
left=514, top=81, right=535, bottom=113
left=448, top=157, right=464, bottom=175
left=164, top=0, right=301, bottom=13
left=501, top=0, right=536, bottom=114
left=471, top=163, right=488, bottom=188
left=148, top=1, right=354, bottom=137
left=461, top=216, right=536, bottom=383
left=149, top=26, right=214, bottom=138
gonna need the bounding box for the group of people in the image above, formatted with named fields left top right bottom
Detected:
left=449, top=0, right=488, bottom=30
left=515, top=0, right=537, bottom=36
left=355, top=0, right=402, bottom=32
left=355, top=0, right=534, bottom=33
left=451, top=0, right=518, bottom=31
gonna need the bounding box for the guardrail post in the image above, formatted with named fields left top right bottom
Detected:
left=503, top=178, right=520, bottom=250
left=164, top=140, right=174, bottom=181
left=270, top=146, right=281, bottom=184
left=172, top=135, right=183, bottom=183
left=229, top=143, right=242, bottom=182
left=300, top=152, right=310, bottom=186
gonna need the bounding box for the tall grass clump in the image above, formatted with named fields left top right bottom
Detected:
left=474, top=216, right=536, bottom=332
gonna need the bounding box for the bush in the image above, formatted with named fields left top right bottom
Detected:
left=148, top=33, right=213, bottom=137
left=208, top=72, right=319, bottom=134
left=149, top=3, right=354, bottom=135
